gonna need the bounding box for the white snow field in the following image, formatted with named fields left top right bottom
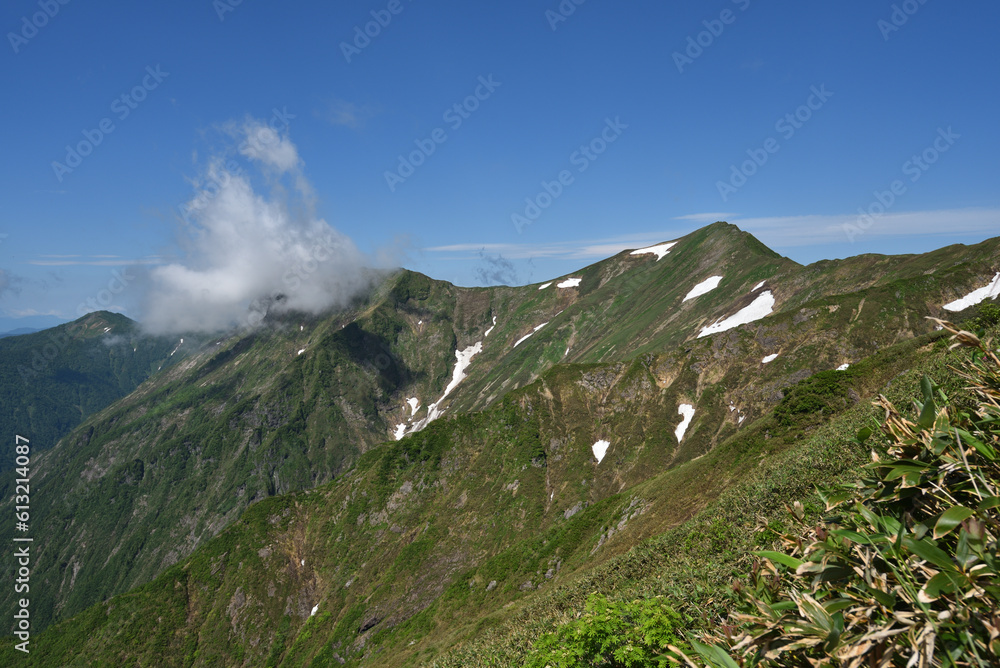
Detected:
left=629, top=242, right=676, bottom=261
left=408, top=341, right=484, bottom=434
left=675, top=404, right=695, bottom=442
left=557, top=277, right=582, bottom=289
left=762, top=353, right=779, bottom=364
left=514, top=322, right=549, bottom=348
left=943, top=272, right=1000, bottom=312
left=592, top=440, right=610, bottom=464
left=697, top=291, right=775, bottom=338
left=683, top=276, right=723, bottom=302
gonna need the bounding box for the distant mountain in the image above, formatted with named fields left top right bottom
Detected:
left=0, top=327, right=40, bottom=338
left=1, top=222, right=998, bottom=664
left=0, top=314, right=67, bottom=333
left=0, top=311, right=191, bottom=471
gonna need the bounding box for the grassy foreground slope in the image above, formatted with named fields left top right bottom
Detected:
left=1, top=328, right=964, bottom=666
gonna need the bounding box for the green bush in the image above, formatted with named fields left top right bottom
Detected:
left=973, top=302, right=1000, bottom=330
left=684, top=320, right=1000, bottom=667
left=524, top=594, right=687, bottom=667
left=773, top=370, right=855, bottom=427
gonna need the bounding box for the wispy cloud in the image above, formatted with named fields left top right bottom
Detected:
left=8, top=308, right=62, bottom=318
left=320, top=100, right=379, bottom=129
left=725, top=207, right=1000, bottom=247
left=0, top=269, right=13, bottom=297
left=427, top=207, right=1000, bottom=265
left=27, top=256, right=165, bottom=267
left=425, top=231, right=680, bottom=261
left=673, top=212, right=739, bottom=223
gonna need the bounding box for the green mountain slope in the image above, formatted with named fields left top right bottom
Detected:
left=2, top=223, right=997, bottom=647
left=3, top=328, right=969, bottom=666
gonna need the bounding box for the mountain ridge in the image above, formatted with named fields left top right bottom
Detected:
left=2, top=222, right=998, bottom=663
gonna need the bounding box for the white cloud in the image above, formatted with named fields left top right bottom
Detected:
left=236, top=119, right=300, bottom=173
left=322, top=100, right=379, bottom=129
left=140, top=120, right=388, bottom=335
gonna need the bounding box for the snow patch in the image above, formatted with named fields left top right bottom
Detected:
left=762, top=353, right=779, bottom=364
left=592, top=440, right=610, bottom=464
left=738, top=415, right=745, bottom=425
left=301, top=559, right=305, bottom=566
left=753, top=281, right=766, bottom=291
left=697, top=291, right=775, bottom=338
left=675, top=404, right=695, bottom=442
left=297, top=348, right=306, bottom=355
left=168, top=338, right=184, bottom=356
left=514, top=322, right=548, bottom=348
left=443, top=342, right=482, bottom=398
left=538, top=282, right=552, bottom=290
left=630, top=242, right=676, bottom=261
left=484, top=315, right=497, bottom=337
left=409, top=341, right=484, bottom=434
left=310, top=605, right=318, bottom=617
left=406, top=397, right=419, bottom=416
left=683, top=275, right=723, bottom=302
left=943, top=272, right=1000, bottom=312
left=837, top=363, right=850, bottom=371
left=103, top=327, right=111, bottom=333
left=393, top=423, right=407, bottom=440
left=557, top=277, right=581, bottom=289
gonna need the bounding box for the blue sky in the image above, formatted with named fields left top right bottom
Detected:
left=1, top=0, right=998, bottom=330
